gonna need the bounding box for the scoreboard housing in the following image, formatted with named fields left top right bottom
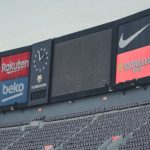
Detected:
left=0, top=9, right=150, bottom=111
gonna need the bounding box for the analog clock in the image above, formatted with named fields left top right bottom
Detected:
left=33, top=48, right=49, bottom=72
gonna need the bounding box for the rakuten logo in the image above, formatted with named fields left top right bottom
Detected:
left=2, top=60, right=29, bottom=74
left=1, top=82, right=24, bottom=103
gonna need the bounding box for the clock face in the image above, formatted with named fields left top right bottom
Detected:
left=33, top=48, right=49, bottom=72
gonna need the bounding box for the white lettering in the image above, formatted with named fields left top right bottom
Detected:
left=31, top=83, right=47, bottom=90
left=124, top=56, right=150, bottom=72
left=2, top=60, right=29, bottom=74
left=2, top=82, right=24, bottom=95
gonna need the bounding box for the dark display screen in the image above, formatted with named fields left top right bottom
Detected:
left=52, top=29, right=112, bottom=97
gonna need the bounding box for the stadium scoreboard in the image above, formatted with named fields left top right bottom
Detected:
left=0, top=9, right=150, bottom=110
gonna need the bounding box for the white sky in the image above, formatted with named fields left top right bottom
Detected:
left=0, top=0, right=150, bottom=51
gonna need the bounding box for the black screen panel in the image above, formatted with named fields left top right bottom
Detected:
left=52, top=29, right=112, bottom=97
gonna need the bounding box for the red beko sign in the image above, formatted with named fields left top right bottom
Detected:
left=116, top=45, right=150, bottom=84
left=0, top=52, right=30, bottom=81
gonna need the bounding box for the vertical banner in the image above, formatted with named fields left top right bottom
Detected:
left=28, top=39, right=51, bottom=106
left=0, top=51, right=31, bottom=107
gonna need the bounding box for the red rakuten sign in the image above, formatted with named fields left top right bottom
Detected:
left=116, top=45, right=150, bottom=84
left=0, top=52, right=30, bottom=81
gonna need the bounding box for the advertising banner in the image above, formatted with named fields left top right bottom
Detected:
left=116, top=45, right=150, bottom=84
left=0, top=52, right=30, bottom=81
left=118, top=15, right=150, bottom=54
left=0, top=77, right=28, bottom=106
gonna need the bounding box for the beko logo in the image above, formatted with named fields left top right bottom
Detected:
left=1, top=82, right=24, bottom=103
left=118, top=56, right=150, bottom=73
left=2, top=60, right=29, bottom=74
left=119, top=23, right=150, bottom=48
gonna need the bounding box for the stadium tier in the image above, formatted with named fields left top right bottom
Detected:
left=0, top=101, right=149, bottom=150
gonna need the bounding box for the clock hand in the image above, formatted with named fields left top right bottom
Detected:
left=39, top=55, right=45, bottom=61
left=37, top=50, right=41, bottom=61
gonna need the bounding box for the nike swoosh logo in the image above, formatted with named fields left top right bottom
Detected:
left=1, top=92, right=23, bottom=103
left=119, top=23, right=150, bottom=49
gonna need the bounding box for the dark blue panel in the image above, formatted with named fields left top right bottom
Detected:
left=0, top=77, right=28, bottom=106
